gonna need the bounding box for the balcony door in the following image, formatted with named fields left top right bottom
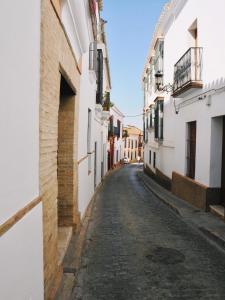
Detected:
left=186, top=121, right=196, bottom=179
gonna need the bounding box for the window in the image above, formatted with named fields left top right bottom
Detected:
left=153, top=152, right=156, bottom=169
left=145, top=116, right=148, bottom=142
left=125, top=138, right=127, bottom=148
left=154, top=100, right=164, bottom=140
left=149, top=150, right=151, bottom=164
left=147, top=65, right=153, bottom=96
left=150, top=107, right=155, bottom=128
left=186, top=121, right=196, bottom=179
left=135, top=140, right=137, bottom=148
left=117, top=120, right=121, bottom=138
left=87, top=109, right=92, bottom=173
left=128, top=151, right=130, bottom=158
left=154, top=39, right=164, bottom=91
left=131, top=140, right=134, bottom=149
left=144, top=77, right=148, bottom=107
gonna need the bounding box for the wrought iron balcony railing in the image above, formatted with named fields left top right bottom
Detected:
left=172, top=47, right=203, bottom=97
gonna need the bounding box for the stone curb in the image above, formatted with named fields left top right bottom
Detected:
left=137, top=171, right=225, bottom=253
left=198, top=226, right=225, bottom=250
left=137, top=172, right=182, bottom=216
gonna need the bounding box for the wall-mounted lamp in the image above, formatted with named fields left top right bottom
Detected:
left=155, top=72, right=163, bottom=91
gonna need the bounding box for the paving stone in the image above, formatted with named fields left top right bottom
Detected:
left=71, top=165, right=225, bottom=300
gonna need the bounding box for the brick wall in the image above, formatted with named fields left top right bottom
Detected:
left=40, top=1, right=81, bottom=298
left=58, top=91, right=75, bottom=226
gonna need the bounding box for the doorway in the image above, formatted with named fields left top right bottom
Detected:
left=57, top=75, right=75, bottom=226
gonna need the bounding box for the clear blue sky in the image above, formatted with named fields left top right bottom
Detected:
left=102, top=0, right=168, bottom=129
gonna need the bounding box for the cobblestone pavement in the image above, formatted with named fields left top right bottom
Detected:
left=72, top=164, right=225, bottom=300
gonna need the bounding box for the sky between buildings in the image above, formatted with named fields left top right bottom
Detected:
left=102, top=0, right=168, bottom=130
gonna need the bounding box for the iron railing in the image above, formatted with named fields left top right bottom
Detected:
left=173, top=47, right=203, bottom=93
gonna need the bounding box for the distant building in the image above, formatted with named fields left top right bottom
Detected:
left=123, top=126, right=143, bottom=162
left=108, top=106, right=124, bottom=169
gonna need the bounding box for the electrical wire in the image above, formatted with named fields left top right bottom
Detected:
left=124, top=113, right=145, bottom=118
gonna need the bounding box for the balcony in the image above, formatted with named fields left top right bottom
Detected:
left=172, top=47, right=203, bottom=98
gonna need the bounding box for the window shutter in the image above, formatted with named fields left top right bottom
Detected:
left=96, top=49, right=103, bottom=105
left=154, top=103, right=159, bottom=139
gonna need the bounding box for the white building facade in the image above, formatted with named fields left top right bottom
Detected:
left=108, top=106, right=124, bottom=169
left=0, top=0, right=112, bottom=299
left=71, top=0, right=111, bottom=218
left=143, top=0, right=225, bottom=212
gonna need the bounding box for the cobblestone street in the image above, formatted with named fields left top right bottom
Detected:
left=71, top=165, right=225, bottom=300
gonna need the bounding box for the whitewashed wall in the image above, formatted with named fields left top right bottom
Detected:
left=77, top=51, right=96, bottom=217
left=144, top=0, right=225, bottom=187
left=0, top=0, right=43, bottom=298
left=0, top=205, right=44, bottom=300
left=163, top=0, right=225, bottom=186
left=64, top=1, right=110, bottom=218
left=94, top=108, right=109, bottom=186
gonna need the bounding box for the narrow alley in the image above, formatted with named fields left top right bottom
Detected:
left=62, top=165, right=225, bottom=300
